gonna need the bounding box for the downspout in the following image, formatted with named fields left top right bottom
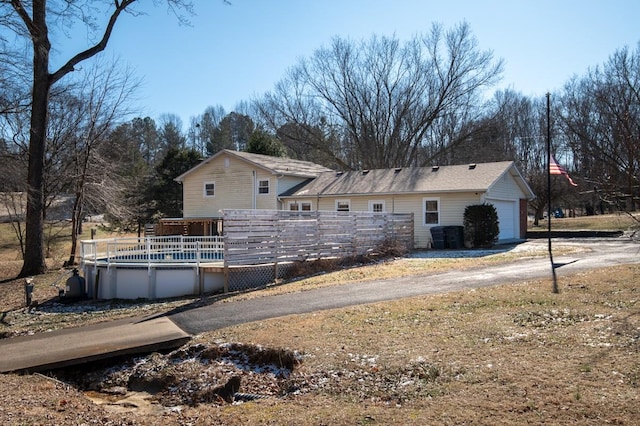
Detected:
left=276, top=174, right=283, bottom=209
left=252, top=170, right=256, bottom=209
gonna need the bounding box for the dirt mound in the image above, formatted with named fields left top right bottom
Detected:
left=50, top=341, right=303, bottom=412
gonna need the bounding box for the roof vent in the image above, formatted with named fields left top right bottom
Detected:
left=394, top=168, right=402, bottom=173
left=336, top=171, right=344, bottom=176
left=432, top=165, right=440, bottom=172
left=362, top=170, right=369, bottom=175
left=468, top=163, right=476, bottom=170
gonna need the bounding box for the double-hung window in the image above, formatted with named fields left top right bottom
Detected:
left=369, top=200, right=385, bottom=213
left=258, top=179, right=269, bottom=195
left=289, top=201, right=312, bottom=211
left=204, top=181, right=215, bottom=198
left=423, top=197, right=440, bottom=225
left=336, top=200, right=351, bottom=212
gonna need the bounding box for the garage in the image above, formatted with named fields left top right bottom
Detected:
left=486, top=199, right=517, bottom=241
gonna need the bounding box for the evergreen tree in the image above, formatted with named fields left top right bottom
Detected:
left=149, top=147, right=202, bottom=218
left=246, top=129, right=286, bottom=157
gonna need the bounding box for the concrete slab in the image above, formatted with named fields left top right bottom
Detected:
left=0, top=315, right=191, bottom=373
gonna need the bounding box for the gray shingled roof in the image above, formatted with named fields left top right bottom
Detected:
left=175, top=149, right=333, bottom=181
left=228, top=150, right=333, bottom=176
left=281, top=161, right=531, bottom=197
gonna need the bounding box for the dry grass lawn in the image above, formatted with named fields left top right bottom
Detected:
left=1, top=264, right=636, bottom=425
left=196, top=265, right=639, bottom=425
left=0, top=215, right=638, bottom=424
left=531, top=211, right=639, bottom=230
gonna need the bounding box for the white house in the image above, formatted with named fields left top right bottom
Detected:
left=173, top=150, right=536, bottom=248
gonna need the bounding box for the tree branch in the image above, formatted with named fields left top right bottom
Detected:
left=49, top=0, right=136, bottom=84
left=9, top=0, right=37, bottom=36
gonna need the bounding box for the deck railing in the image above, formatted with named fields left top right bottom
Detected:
left=80, top=235, right=224, bottom=267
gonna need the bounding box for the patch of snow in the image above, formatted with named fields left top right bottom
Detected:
left=407, top=241, right=546, bottom=259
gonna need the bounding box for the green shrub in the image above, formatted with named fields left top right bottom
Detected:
left=464, top=204, right=500, bottom=248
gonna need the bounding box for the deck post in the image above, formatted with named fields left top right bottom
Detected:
left=223, top=264, right=229, bottom=293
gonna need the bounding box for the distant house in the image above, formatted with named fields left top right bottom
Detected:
left=0, top=192, right=75, bottom=223
left=174, top=150, right=535, bottom=248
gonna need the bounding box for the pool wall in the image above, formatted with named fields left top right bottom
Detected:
left=82, top=263, right=226, bottom=300
left=80, top=236, right=226, bottom=300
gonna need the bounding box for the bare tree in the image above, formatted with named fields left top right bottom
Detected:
left=188, top=105, right=226, bottom=155
left=256, top=22, right=503, bottom=169
left=62, top=60, right=139, bottom=265
left=559, top=43, right=640, bottom=212
left=0, top=155, right=27, bottom=257
left=100, top=116, right=160, bottom=234
left=157, top=113, right=187, bottom=154
left=205, top=112, right=254, bottom=155
left=1, top=0, right=194, bottom=277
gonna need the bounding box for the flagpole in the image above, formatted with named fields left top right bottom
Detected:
left=546, top=93, right=559, bottom=293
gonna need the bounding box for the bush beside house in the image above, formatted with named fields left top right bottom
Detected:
left=464, top=204, right=500, bottom=248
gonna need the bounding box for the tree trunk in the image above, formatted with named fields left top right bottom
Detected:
left=19, top=1, right=51, bottom=277
left=66, top=192, right=83, bottom=267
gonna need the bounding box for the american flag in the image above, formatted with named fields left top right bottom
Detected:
left=550, top=155, right=577, bottom=186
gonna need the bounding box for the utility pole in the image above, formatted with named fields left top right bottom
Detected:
left=546, top=93, right=559, bottom=293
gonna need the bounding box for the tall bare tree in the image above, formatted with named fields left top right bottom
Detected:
left=560, top=43, right=640, bottom=212
left=1, top=0, right=194, bottom=277
left=63, top=60, right=139, bottom=265
left=99, top=118, right=157, bottom=234
left=188, top=105, right=226, bottom=156
left=256, top=22, right=503, bottom=170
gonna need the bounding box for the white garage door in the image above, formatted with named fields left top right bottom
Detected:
left=486, top=199, right=516, bottom=241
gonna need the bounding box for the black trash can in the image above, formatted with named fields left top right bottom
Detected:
left=444, top=226, right=464, bottom=249
left=430, top=226, right=446, bottom=249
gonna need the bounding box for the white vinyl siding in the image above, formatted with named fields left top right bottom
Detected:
left=312, top=193, right=486, bottom=248
left=484, top=173, right=528, bottom=241
left=182, top=155, right=256, bottom=217
left=182, top=153, right=322, bottom=216
left=488, top=173, right=528, bottom=199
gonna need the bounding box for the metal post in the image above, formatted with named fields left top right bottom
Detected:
left=546, top=93, right=559, bottom=293
left=24, top=277, right=34, bottom=308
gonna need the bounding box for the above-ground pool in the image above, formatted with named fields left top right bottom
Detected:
left=80, top=236, right=226, bottom=300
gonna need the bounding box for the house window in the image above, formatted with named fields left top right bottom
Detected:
left=288, top=201, right=312, bottom=211
left=336, top=200, right=350, bottom=212
left=203, top=182, right=215, bottom=198
left=258, top=179, right=269, bottom=194
left=369, top=200, right=385, bottom=212
left=423, top=197, right=440, bottom=225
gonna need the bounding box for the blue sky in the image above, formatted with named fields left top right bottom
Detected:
left=50, top=0, right=639, bottom=129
